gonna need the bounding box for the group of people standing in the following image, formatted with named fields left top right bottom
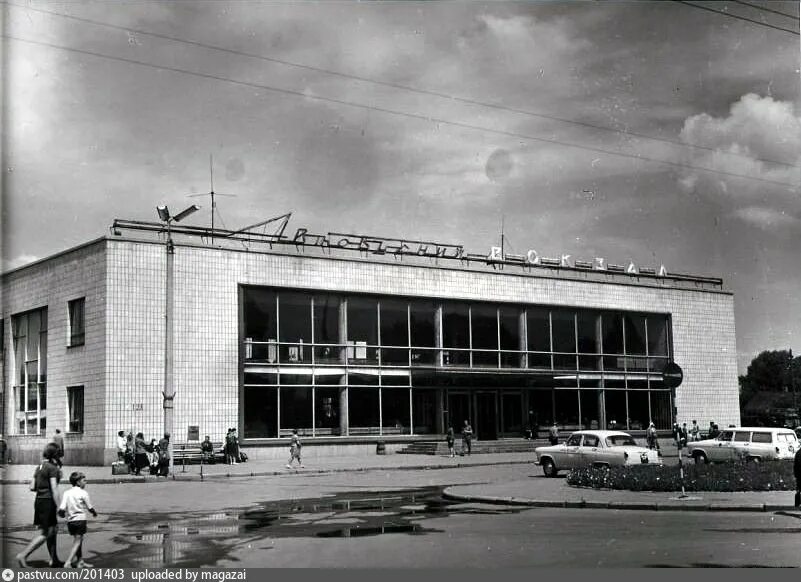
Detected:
left=116, top=430, right=171, bottom=476
left=445, top=420, right=473, bottom=457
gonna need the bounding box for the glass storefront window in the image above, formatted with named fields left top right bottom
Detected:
left=409, top=299, right=436, bottom=365
left=313, top=294, right=340, bottom=364
left=12, top=308, right=48, bottom=435
left=380, top=299, right=409, bottom=365
left=280, top=385, right=313, bottom=433
left=647, top=315, right=669, bottom=356
left=551, top=310, right=576, bottom=353
left=604, top=389, right=627, bottom=430
left=554, top=390, right=579, bottom=426
left=502, top=393, right=523, bottom=436
left=624, top=313, right=647, bottom=355
left=579, top=389, right=601, bottom=430
left=412, top=389, right=437, bottom=434
left=381, top=388, right=410, bottom=434
left=347, top=296, right=378, bottom=364
left=602, top=312, right=624, bottom=355
left=650, top=391, right=672, bottom=429
left=471, top=304, right=498, bottom=368
left=243, top=387, right=277, bottom=438
left=314, top=386, right=340, bottom=435
left=442, top=302, right=470, bottom=366
left=627, top=390, right=650, bottom=430
left=499, top=307, right=520, bottom=368
left=279, top=292, right=312, bottom=364
left=529, top=389, right=554, bottom=430
left=348, top=387, right=380, bottom=431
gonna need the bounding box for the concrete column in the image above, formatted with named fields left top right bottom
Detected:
left=518, top=309, right=527, bottom=369
left=339, top=298, right=348, bottom=436
left=435, top=389, right=445, bottom=433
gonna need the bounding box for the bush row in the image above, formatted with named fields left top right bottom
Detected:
left=565, top=460, right=798, bottom=492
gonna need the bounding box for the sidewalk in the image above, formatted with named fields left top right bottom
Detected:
left=4, top=449, right=792, bottom=513
left=0, top=452, right=533, bottom=485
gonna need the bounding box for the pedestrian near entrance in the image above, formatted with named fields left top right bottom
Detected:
left=58, top=471, right=97, bottom=568
left=286, top=429, right=304, bottom=469
left=548, top=423, right=559, bottom=446
left=157, top=433, right=171, bottom=477
left=16, top=443, right=63, bottom=568
left=225, top=429, right=237, bottom=465
left=0, top=434, right=7, bottom=464
left=52, top=429, right=65, bottom=468
left=646, top=422, right=659, bottom=451
left=446, top=426, right=455, bottom=457
left=680, top=423, right=689, bottom=448
left=116, top=431, right=126, bottom=461
left=133, top=432, right=148, bottom=476
left=461, top=420, right=473, bottom=456
left=690, top=420, right=700, bottom=442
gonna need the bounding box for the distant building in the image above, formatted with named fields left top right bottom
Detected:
left=1, top=222, right=740, bottom=464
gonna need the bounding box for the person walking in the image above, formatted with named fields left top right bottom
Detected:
left=0, top=434, right=7, bottom=465
left=680, top=423, right=689, bottom=449
left=232, top=428, right=241, bottom=463
left=646, top=422, right=660, bottom=451
left=58, top=471, right=97, bottom=568
left=446, top=426, right=455, bottom=457
left=548, top=422, right=559, bottom=446
left=157, top=433, right=171, bottom=477
left=286, top=429, right=303, bottom=469
left=16, top=443, right=64, bottom=567
left=133, top=432, right=148, bottom=476
left=52, top=429, right=65, bottom=468
left=461, top=420, right=473, bottom=456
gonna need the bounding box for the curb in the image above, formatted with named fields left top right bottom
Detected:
left=441, top=489, right=797, bottom=513
left=0, top=459, right=534, bottom=486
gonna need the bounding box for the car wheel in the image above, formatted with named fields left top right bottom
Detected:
left=542, top=458, right=557, bottom=477
left=693, top=452, right=708, bottom=464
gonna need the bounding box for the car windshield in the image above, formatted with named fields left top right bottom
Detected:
left=605, top=435, right=637, bottom=447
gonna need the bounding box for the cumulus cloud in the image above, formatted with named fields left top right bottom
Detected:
left=677, top=94, right=800, bottom=230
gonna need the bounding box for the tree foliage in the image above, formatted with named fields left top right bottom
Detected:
left=739, top=350, right=801, bottom=410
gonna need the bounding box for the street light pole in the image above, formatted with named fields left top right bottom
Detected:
left=164, top=225, right=175, bottom=477
left=157, top=204, right=199, bottom=477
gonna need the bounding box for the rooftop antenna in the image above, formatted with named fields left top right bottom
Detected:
left=188, top=154, right=237, bottom=244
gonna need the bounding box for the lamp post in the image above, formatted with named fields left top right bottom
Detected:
left=156, top=204, right=200, bottom=477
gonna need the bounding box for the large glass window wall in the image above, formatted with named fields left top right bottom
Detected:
left=241, top=287, right=675, bottom=437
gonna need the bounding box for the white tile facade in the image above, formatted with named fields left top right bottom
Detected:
left=3, top=237, right=739, bottom=463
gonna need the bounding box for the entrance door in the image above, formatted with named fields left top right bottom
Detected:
left=475, top=392, right=498, bottom=440
left=446, top=392, right=471, bottom=433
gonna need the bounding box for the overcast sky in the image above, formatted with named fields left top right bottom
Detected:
left=3, top=1, right=799, bottom=374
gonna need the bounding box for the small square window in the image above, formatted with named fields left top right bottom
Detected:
left=68, top=298, right=85, bottom=347
left=67, top=385, right=84, bottom=433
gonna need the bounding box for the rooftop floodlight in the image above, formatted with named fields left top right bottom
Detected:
left=173, top=204, right=201, bottom=223
left=157, top=205, right=171, bottom=222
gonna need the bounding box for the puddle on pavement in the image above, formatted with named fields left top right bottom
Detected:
left=96, top=486, right=525, bottom=568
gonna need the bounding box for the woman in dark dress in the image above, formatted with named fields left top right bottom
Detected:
left=133, top=432, right=149, bottom=475
left=16, top=443, right=63, bottom=567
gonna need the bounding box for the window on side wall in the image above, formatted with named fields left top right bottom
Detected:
left=68, top=298, right=85, bottom=347
left=67, top=385, right=84, bottom=433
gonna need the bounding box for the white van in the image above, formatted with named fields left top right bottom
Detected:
left=689, top=427, right=798, bottom=463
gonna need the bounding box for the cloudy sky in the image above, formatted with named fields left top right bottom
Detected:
left=3, top=1, right=799, bottom=373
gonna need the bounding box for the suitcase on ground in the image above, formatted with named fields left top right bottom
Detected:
left=111, top=461, right=130, bottom=475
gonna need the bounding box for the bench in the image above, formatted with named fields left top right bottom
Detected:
left=172, top=442, right=225, bottom=464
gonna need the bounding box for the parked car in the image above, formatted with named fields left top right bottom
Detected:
left=534, top=430, right=661, bottom=477
left=688, top=426, right=798, bottom=464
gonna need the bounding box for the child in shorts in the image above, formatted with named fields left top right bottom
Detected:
left=58, top=471, right=98, bottom=568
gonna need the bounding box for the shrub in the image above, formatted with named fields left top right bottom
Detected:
left=565, top=460, right=797, bottom=492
